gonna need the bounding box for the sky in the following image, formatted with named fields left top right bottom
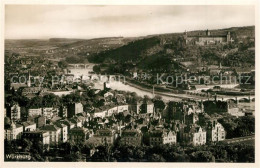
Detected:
left=5, top=5, right=255, bottom=39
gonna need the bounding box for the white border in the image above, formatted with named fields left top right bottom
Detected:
left=0, top=0, right=259, bottom=168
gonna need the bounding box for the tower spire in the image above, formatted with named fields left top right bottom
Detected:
left=28, top=70, right=31, bottom=87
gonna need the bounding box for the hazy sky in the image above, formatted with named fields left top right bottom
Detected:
left=5, top=5, right=255, bottom=39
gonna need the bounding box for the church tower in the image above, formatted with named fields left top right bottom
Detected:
left=227, top=31, right=231, bottom=43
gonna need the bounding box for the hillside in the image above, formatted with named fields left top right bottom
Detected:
left=87, top=37, right=161, bottom=63
left=87, top=26, right=255, bottom=74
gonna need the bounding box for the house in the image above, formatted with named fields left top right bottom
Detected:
left=69, top=117, right=82, bottom=128
left=69, top=127, right=89, bottom=144
left=183, top=125, right=206, bottom=146
left=21, top=87, right=47, bottom=97
left=40, top=125, right=61, bottom=145
left=34, top=116, right=46, bottom=128
left=10, top=83, right=27, bottom=91
left=59, top=105, right=67, bottom=118
left=28, top=108, right=42, bottom=117
left=103, top=91, right=114, bottom=102
left=93, top=129, right=116, bottom=145
left=54, top=122, right=68, bottom=143
left=21, top=121, right=36, bottom=132
left=67, top=103, right=84, bottom=118
left=6, top=104, right=21, bottom=121
left=5, top=122, right=23, bottom=141
left=120, top=129, right=142, bottom=146
left=107, top=106, right=118, bottom=117
left=22, top=131, right=50, bottom=145
left=115, top=94, right=126, bottom=103
left=93, top=108, right=107, bottom=118
left=227, top=101, right=245, bottom=117
left=206, top=120, right=226, bottom=142
left=42, top=107, right=59, bottom=119
left=141, top=100, right=154, bottom=114
left=185, top=113, right=199, bottom=125
left=149, top=130, right=177, bottom=146
left=130, top=101, right=143, bottom=114
left=117, top=104, right=129, bottom=113
left=59, top=119, right=76, bottom=132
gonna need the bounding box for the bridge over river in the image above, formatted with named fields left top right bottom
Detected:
left=94, top=80, right=255, bottom=103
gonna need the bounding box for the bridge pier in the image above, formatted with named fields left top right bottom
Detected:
left=235, top=97, right=238, bottom=104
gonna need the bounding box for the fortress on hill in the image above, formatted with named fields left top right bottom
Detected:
left=184, top=29, right=233, bottom=45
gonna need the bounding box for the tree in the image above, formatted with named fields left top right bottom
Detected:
left=29, top=96, right=43, bottom=108
left=134, top=148, right=145, bottom=161
left=143, top=95, right=151, bottom=102
left=62, top=93, right=81, bottom=106
left=190, top=151, right=215, bottom=162
left=148, top=154, right=166, bottom=162
left=91, top=145, right=111, bottom=162
left=58, top=60, right=68, bottom=69
left=93, top=65, right=101, bottom=73
left=42, top=94, right=60, bottom=107
left=152, top=95, right=166, bottom=111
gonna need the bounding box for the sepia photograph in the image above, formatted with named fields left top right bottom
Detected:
left=1, top=0, right=258, bottom=167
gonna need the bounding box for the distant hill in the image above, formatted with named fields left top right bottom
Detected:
left=87, top=36, right=161, bottom=63
left=5, top=25, right=255, bottom=66
left=49, top=38, right=84, bottom=43
left=185, top=26, right=255, bottom=39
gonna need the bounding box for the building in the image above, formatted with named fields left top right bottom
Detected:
left=59, top=105, right=67, bottom=118
left=120, top=129, right=142, bottom=146
left=67, top=103, right=84, bottom=118
left=141, top=100, right=154, bottom=114
left=21, top=87, right=48, bottom=97
left=107, top=106, right=118, bottom=117
left=22, top=131, right=50, bottom=145
left=5, top=122, right=23, bottom=141
left=21, top=121, right=37, bottom=132
left=54, top=122, right=68, bottom=143
left=69, top=127, right=89, bottom=144
left=185, top=113, right=199, bottom=125
left=69, top=117, right=83, bottom=128
left=227, top=102, right=245, bottom=117
left=6, top=104, right=21, bottom=121
left=167, top=102, right=185, bottom=121
left=40, top=125, right=61, bottom=145
left=117, top=104, right=129, bottom=113
left=59, top=119, right=76, bottom=133
left=42, top=107, right=59, bottom=119
left=183, top=125, right=207, bottom=146
left=149, top=130, right=177, bottom=146
left=130, top=101, right=143, bottom=114
left=207, top=120, right=226, bottom=142
left=184, top=30, right=232, bottom=46
left=93, top=108, right=107, bottom=118
left=103, top=91, right=114, bottom=102
left=28, top=108, right=42, bottom=117
left=93, top=129, right=116, bottom=145
left=34, top=116, right=46, bottom=128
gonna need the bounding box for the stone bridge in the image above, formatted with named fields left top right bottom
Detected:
left=186, top=91, right=255, bottom=102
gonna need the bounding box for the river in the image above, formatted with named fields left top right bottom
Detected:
left=93, top=81, right=183, bottom=101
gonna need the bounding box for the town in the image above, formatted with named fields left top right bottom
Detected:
left=4, top=27, right=255, bottom=162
